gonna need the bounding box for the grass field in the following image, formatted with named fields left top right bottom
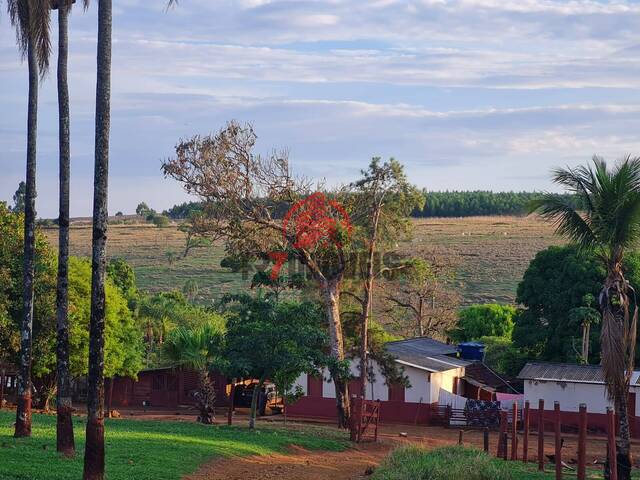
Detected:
left=371, top=445, right=617, bottom=480
left=0, top=410, right=348, bottom=480
left=43, top=216, right=562, bottom=306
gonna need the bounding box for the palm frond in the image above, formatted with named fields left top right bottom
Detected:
left=551, top=165, right=595, bottom=213
left=530, top=194, right=597, bottom=250
left=7, top=0, right=51, bottom=75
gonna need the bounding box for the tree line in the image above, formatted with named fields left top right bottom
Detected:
left=162, top=191, right=582, bottom=220
left=414, top=190, right=580, bottom=217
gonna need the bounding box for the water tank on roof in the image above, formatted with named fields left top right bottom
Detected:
left=458, top=342, right=485, bottom=361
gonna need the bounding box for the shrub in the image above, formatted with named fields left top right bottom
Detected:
left=152, top=215, right=170, bottom=228
left=371, top=446, right=547, bottom=480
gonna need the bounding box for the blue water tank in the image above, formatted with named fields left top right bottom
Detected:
left=458, top=342, right=485, bottom=361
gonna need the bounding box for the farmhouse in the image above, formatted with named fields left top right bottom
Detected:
left=518, top=362, right=640, bottom=436
left=287, top=337, right=512, bottom=424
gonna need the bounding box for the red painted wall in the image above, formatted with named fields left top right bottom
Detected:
left=111, top=368, right=229, bottom=409
left=286, top=396, right=432, bottom=425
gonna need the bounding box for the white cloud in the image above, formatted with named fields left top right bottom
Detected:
left=2, top=1, right=640, bottom=216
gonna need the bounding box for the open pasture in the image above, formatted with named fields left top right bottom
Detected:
left=43, top=216, right=561, bottom=306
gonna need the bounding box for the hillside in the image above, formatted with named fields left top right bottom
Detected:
left=43, top=216, right=562, bottom=306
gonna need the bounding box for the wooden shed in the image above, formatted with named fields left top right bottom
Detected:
left=110, top=366, right=229, bottom=409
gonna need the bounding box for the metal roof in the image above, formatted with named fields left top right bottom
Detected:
left=518, top=362, right=607, bottom=384
left=385, top=337, right=468, bottom=373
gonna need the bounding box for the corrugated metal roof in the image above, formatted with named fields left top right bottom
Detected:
left=385, top=337, right=468, bottom=372
left=518, top=362, right=606, bottom=384
left=386, top=337, right=458, bottom=357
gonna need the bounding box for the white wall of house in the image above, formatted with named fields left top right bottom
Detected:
left=429, top=367, right=464, bottom=404
left=404, top=366, right=430, bottom=403
left=291, top=359, right=464, bottom=404
left=524, top=380, right=640, bottom=414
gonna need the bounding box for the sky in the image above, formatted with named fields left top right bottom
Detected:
left=2, top=0, right=640, bottom=218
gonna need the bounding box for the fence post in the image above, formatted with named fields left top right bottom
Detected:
left=511, top=402, right=518, bottom=460
left=607, top=407, right=618, bottom=480
left=554, top=401, right=562, bottom=480
left=458, top=429, right=464, bottom=445
left=523, top=400, right=530, bottom=463
left=483, top=427, right=489, bottom=453
left=577, top=403, right=586, bottom=480
left=502, top=432, right=508, bottom=461
left=538, top=399, right=545, bottom=472
left=497, top=410, right=507, bottom=458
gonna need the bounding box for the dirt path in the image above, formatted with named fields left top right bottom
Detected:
left=183, top=443, right=392, bottom=480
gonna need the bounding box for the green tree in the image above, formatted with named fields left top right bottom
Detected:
left=514, top=245, right=608, bottom=361
left=0, top=203, right=57, bottom=383
left=348, top=158, right=423, bottom=398
left=106, top=258, right=137, bottom=301
left=221, top=294, right=329, bottom=428
left=450, top=304, right=516, bottom=343
left=135, top=202, right=151, bottom=217
left=11, top=182, right=26, bottom=214
left=478, top=336, right=526, bottom=378
left=531, top=157, right=640, bottom=479
left=8, top=0, right=52, bottom=439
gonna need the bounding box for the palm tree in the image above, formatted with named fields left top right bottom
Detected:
left=532, top=157, right=640, bottom=480
left=83, top=0, right=111, bottom=477
left=6, top=0, right=51, bottom=439
left=163, top=323, right=225, bottom=424
left=52, top=0, right=87, bottom=457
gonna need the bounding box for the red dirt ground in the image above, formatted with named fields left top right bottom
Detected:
left=183, top=443, right=392, bottom=480
left=113, top=407, right=640, bottom=479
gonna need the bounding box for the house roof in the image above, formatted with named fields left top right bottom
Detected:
left=464, top=361, right=518, bottom=393
left=518, top=362, right=640, bottom=385
left=385, top=337, right=469, bottom=373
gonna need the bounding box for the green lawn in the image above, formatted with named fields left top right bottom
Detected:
left=0, top=410, right=348, bottom=480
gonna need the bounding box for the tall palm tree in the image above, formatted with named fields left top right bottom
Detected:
left=83, top=0, right=111, bottom=477
left=52, top=0, right=88, bottom=457
left=532, top=157, right=640, bottom=480
left=7, top=0, right=51, bottom=439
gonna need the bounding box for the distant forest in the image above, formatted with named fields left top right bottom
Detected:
left=164, top=191, right=579, bottom=219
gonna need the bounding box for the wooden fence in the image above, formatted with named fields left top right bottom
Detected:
left=430, top=399, right=625, bottom=479
left=473, top=400, right=620, bottom=480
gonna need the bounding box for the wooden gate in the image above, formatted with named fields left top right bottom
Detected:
left=351, top=399, right=381, bottom=442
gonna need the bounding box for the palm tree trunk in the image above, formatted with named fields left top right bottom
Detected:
left=55, top=0, right=75, bottom=457
left=600, top=267, right=635, bottom=480
left=614, top=392, right=633, bottom=480
left=15, top=33, right=39, bottom=440
left=83, top=1, right=112, bottom=478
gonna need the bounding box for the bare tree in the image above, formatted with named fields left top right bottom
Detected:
left=385, top=249, right=460, bottom=339
left=163, top=121, right=353, bottom=426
